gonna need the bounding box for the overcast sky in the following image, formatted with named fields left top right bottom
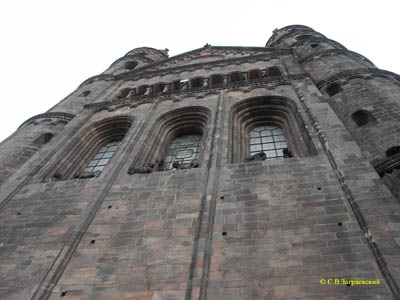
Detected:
left=0, top=0, right=399, bottom=143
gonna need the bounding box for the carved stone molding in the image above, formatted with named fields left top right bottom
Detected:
left=79, top=49, right=293, bottom=88
left=317, top=68, right=400, bottom=89
left=19, top=112, right=75, bottom=129
left=243, top=152, right=266, bottom=162
left=83, top=74, right=310, bottom=111
left=127, top=163, right=155, bottom=175
left=299, top=49, right=373, bottom=66
left=172, top=160, right=199, bottom=170
left=73, top=171, right=101, bottom=179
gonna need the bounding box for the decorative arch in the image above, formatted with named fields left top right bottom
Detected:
left=229, top=96, right=316, bottom=163
left=131, top=106, right=210, bottom=172
left=45, top=115, right=134, bottom=180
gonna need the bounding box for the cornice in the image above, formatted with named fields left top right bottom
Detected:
left=145, top=45, right=282, bottom=70
left=19, top=112, right=75, bottom=128
left=117, top=51, right=291, bottom=80
left=316, top=68, right=400, bottom=89
left=299, top=49, right=374, bottom=66
left=83, top=73, right=309, bottom=111
left=78, top=50, right=293, bottom=89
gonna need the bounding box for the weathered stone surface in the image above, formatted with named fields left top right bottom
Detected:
left=0, top=26, right=399, bottom=300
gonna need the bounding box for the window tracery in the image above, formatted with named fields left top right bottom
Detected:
left=230, top=96, right=317, bottom=163
left=42, top=116, right=133, bottom=181
left=249, top=125, right=287, bottom=159
left=129, top=106, right=210, bottom=174
left=162, top=134, right=202, bottom=170
left=83, top=141, right=121, bottom=173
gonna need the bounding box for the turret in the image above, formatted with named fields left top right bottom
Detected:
left=268, top=26, right=400, bottom=175
left=266, top=25, right=375, bottom=83
left=103, top=47, right=169, bottom=75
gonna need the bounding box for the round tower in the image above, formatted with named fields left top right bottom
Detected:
left=267, top=25, right=400, bottom=175
left=103, top=47, right=169, bottom=75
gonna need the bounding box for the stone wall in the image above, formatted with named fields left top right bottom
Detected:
left=0, top=27, right=400, bottom=300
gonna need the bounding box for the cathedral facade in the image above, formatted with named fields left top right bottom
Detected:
left=1, top=25, right=400, bottom=299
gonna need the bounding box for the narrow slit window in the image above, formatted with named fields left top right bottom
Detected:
left=84, top=141, right=121, bottom=173
left=249, top=125, right=287, bottom=159
left=163, top=134, right=202, bottom=170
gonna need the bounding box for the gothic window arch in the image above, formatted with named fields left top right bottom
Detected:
left=229, top=96, right=317, bottom=163
left=131, top=106, right=210, bottom=172
left=45, top=116, right=134, bottom=181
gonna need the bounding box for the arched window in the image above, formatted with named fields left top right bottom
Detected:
left=249, top=125, right=287, bottom=159
left=43, top=116, right=133, bottom=181
left=351, top=110, right=374, bottom=127
left=79, top=90, right=91, bottom=97
left=326, top=83, right=342, bottom=96
left=83, top=140, right=121, bottom=174
left=130, top=106, right=210, bottom=173
left=34, top=133, right=53, bottom=145
left=124, top=61, right=138, bottom=70
left=230, top=97, right=317, bottom=163
left=162, top=134, right=202, bottom=170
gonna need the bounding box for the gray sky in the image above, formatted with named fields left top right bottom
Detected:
left=1, top=0, right=399, bottom=143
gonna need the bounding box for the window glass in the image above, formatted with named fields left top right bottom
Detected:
left=163, top=134, right=202, bottom=170
left=84, top=141, right=121, bottom=173
left=249, top=125, right=287, bottom=159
